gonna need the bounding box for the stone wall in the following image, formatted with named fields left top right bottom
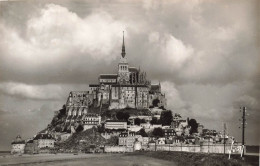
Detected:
left=104, top=146, right=134, bottom=153
left=140, top=143, right=242, bottom=154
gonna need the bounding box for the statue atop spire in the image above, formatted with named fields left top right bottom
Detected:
left=121, top=31, right=126, bottom=58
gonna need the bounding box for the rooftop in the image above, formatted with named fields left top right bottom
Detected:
left=33, top=133, right=55, bottom=140
left=99, top=74, right=118, bottom=79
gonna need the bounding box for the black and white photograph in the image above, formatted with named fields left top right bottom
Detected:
left=0, top=0, right=259, bottom=165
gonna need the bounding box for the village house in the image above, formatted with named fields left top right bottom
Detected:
left=118, top=131, right=136, bottom=147
left=82, top=113, right=101, bottom=130
left=105, top=120, right=127, bottom=130
left=142, top=137, right=149, bottom=145
left=128, top=115, right=152, bottom=125
left=197, top=124, right=204, bottom=135
left=157, top=137, right=166, bottom=145
left=101, top=129, right=126, bottom=139
left=33, top=133, right=55, bottom=153
left=163, top=128, right=176, bottom=138
left=11, top=135, right=25, bottom=154
left=118, top=131, right=143, bottom=147
left=127, top=125, right=142, bottom=132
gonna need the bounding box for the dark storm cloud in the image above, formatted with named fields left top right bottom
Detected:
left=0, top=0, right=259, bottom=149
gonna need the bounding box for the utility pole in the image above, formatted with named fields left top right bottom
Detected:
left=223, top=123, right=226, bottom=155
left=240, top=106, right=247, bottom=158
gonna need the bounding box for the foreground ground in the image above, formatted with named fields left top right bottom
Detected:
left=0, top=153, right=176, bottom=166
left=135, top=151, right=259, bottom=166
left=0, top=152, right=258, bottom=166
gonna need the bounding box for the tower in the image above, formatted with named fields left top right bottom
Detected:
left=118, top=31, right=130, bottom=84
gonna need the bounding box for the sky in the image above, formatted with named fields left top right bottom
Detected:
left=0, top=0, right=259, bottom=150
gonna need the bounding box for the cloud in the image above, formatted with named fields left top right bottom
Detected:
left=26, top=4, right=125, bottom=60
left=161, top=81, right=187, bottom=110
left=0, top=3, right=126, bottom=84
left=164, top=35, right=194, bottom=69
left=0, top=82, right=89, bottom=100
left=0, top=82, right=64, bottom=100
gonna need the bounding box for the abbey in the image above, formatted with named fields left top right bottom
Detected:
left=65, top=32, right=167, bottom=120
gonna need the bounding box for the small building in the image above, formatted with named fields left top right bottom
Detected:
left=133, top=139, right=142, bottom=151
left=171, top=114, right=188, bottom=129
left=173, top=136, right=185, bottom=144
left=142, top=137, right=149, bottom=145
left=163, top=128, right=176, bottom=138
left=127, top=125, right=142, bottom=132
left=118, top=131, right=139, bottom=147
left=33, top=133, right=55, bottom=152
left=101, top=129, right=126, bottom=139
left=24, top=139, right=36, bottom=154
left=105, top=120, right=127, bottom=130
left=157, top=137, right=165, bottom=145
left=11, top=135, right=25, bottom=154
left=186, top=136, right=196, bottom=144
left=150, top=124, right=162, bottom=129
left=128, top=115, right=152, bottom=125
left=140, top=123, right=151, bottom=129
left=197, top=124, right=204, bottom=135
left=82, top=113, right=101, bottom=130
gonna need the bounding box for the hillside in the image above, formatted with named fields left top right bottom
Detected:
left=55, top=128, right=117, bottom=152
left=42, top=103, right=153, bottom=135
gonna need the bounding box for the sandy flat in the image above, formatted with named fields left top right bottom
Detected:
left=0, top=153, right=177, bottom=166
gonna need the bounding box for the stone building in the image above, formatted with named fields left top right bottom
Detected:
left=63, top=33, right=167, bottom=124
left=24, top=139, right=36, bottom=154
left=33, top=133, right=55, bottom=152
left=11, top=135, right=25, bottom=154
left=88, top=32, right=166, bottom=110
left=105, top=120, right=127, bottom=130
left=118, top=131, right=142, bottom=147
left=82, top=113, right=101, bottom=130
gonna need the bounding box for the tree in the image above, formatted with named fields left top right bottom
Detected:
left=107, top=136, right=118, bottom=145
left=152, top=128, right=164, bottom=137
left=160, top=110, right=173, bottom=126
left=152, top=99, right=160, bottom=107
left=116, top=112, right=130, bottom=121
left=75, top=124, right=84, bottom=132
left=138, top=128, right=148, bottom=137
left=140, top=119, right=146, bottom=123
left=188, top=119, right=198, bottom=134
left=150, top=117, right=158, bottom=125
left=134, top=118, right=141, bottom=125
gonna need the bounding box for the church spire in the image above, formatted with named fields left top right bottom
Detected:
left=121, top=31, right=126, bottom=58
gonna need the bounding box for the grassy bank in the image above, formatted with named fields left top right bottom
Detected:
left=128, top=151, right=259, bottom=166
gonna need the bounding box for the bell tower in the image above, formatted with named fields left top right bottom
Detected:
left=118, top=31, right=130, bottom=84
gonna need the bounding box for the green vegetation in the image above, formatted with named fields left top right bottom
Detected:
left=152, top=128, right=164, bottom=137
left=152, top=99, right=160, bottom=107
left=188, top=119, right=198, bottom=134
left=160, top=110, right=173, bottom=126
left=137, top=128, right=148, bottom=137
left=116, top=112, right=130, bottom=121
left=56, top=127, right=116, bottom=152
left=150, top=117, right=161, bottom=125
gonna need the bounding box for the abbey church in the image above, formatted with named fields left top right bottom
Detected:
left=65, top=33, right=167, bottom=118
